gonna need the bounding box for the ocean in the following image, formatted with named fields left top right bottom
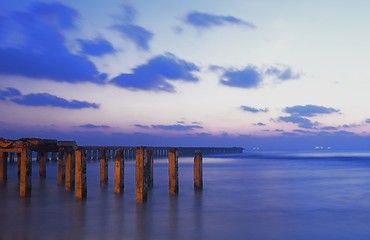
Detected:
left=1, top=150, right=370, bottom=240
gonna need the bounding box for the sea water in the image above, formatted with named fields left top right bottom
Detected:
left=1, top=151, right=370, bottom=240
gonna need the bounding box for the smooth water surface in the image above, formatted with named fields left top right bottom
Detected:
left=1, top=152, right=370, bottom=240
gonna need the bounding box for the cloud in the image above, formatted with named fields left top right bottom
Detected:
left=220, top=66, right=262, bottom=88
left=366, top=119, right=370, bottom=124
left=240, top=105, right=268, bottom=113
left=30, top=2, right=79, bottom=29
left=79, top=124, right=110, bottom=129
left=0, top=88, right=21, bottom=100
left=152, top=124, right=203, bottom=131
left=0, top=87, right=99, bottom=109
left=284, top=105, right=339, bottom=117
left=134, top=124, right=150, bottom=129
left=110, top=52, right=199, bottom=92
left=278, top=115, right=317, bottom=129
left=0, top=2, right=104, bottom=83
left=12, top=93, right=99, bottom=109
left=254, top=122, right=266, bottom=126
left=110, top=4, right=153, bottom=51
left=213, top=64, right=300, bottom=89
left=184, top=11, right=255, bottom=29
left=266, top=66, right=301, bottom=81
left=134, top=122, right=203, bottom=131
left=320, top=126, right=338, bottom=131
left=78, top=38, right=116, bottom=56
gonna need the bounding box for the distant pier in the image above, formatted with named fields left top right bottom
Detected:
left=0, top=138, right=243, bottom=202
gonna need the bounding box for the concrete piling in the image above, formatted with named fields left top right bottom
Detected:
left=37, top=148, right=46, bottom=179
left=57, top=148, right=65, bottom=185
left=194, top=153, right=203, bottom=190
left=146, top=149, right=153, bottom=189
left=99, top=148, right=108, bottom=185
left=65, top=149, right=75, bottom=191
left=114, top=149, right=124, bottom=193
left=51, top=152, right=57, bottom=161
left=17, top=152, right=21, bottom=178
left=75, top=147, right=87, bottom=200
left=20, top=146, right=32, bottom=197
left=168, top=148, right=179, bottom=196
left=136, top=147, right=147, bottom=203
left=0, top=152, right=8, bottom=183
left=9, top=152, right=14, bottom=163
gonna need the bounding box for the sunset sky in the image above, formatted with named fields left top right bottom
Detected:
left=1, top=0, right=370, bottom=149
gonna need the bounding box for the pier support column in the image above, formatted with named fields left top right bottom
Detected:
left=37, top=148, right=46, bottom=179
left=57, top=148, right=65, bottom=185
left=100, top=148, right=108, bottom=185
left=65, top=150, right=75, bottom=191
left=75, top=148, right=87, bottom=200
left=0, top=152, right=8, bottom=183
left=136, top=147, right=147, bottom=203
left=114, top=149, right=124, bottom=193
left=194, top=153, right=203, bottom=190
left=168, top=148, right=179, bottom=196
left=20, top=147, right=31, bottom=197
left=17, top=152, right=21, bottom=178
left=9, top=152, right=14, bottom=164
left=146, top=150, right=153, bottom=189
left=51, top=152, right=57, bottom=161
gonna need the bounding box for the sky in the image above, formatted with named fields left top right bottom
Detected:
left=1, top=0, right=370, bottom=150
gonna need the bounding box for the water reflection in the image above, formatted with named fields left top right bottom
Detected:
left=192, top=191, right=203, bottom=239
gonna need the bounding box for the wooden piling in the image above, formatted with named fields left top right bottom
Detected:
left=0, top=152, right=8, bottom=183
left=20, top=146, right=32, bottom=197
left=114, top=149, right=124, bottom=193
left=99, top=148, right=108, bottom=185
left=65, top=150, right=75, bottom=191
left=37, top=148, right=46, bottom=179
left=168, top=148, right=179, bottom=195
left=194, top=153, right=203, bottom=190
left=57, top=148, right=65, bottom=185
left=136, top=147, right=147, bottom=203
left=75, top=148, right=87, bottom=200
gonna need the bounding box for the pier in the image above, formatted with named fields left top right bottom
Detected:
left=0, top=138, right=243, bottom=203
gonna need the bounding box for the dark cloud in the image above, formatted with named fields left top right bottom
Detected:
left=110, top=53, right=199, bottom=92
left=79, top=124, right=110, bottom=129
left=366, top=119, right=370, bottom=124
left=240, top=105, right=268, bottom=113
left=284, top=105, right=339, bottom=117
left=184, top=11, right=255, bottom=29
left=0, top=87, right=99, bottom=109
left=78, top=38, right=116, bottom=56
left=278, top=115, right=317, bottom=129
left=254, top=122, right=266, bottom=126
left=0, top=2, right=104, bottom=83
left=110, top=4, right=153, bottom=51
left=266, top=66, right=300, bottom=80
left=220, top=66, right=262, bottom=88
